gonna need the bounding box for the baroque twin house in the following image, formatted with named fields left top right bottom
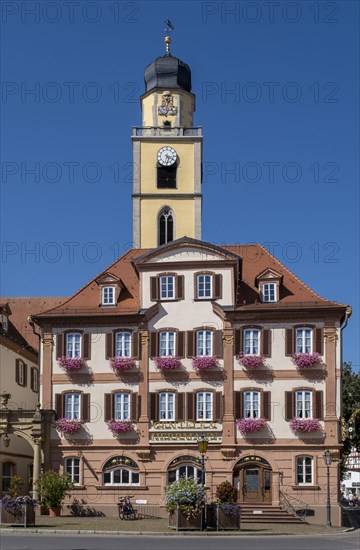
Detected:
left=28, top=38, right=350, bottom=524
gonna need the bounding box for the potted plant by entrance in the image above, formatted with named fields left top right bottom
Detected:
left=0, top=476, right=36, bottom=527
left=166, top=477, right=205, bottom=530
left=36, top=470, right=74, bottom=517
left=207, top=481, right=240, bottom=530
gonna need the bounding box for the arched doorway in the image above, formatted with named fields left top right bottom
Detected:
left=233, top=456, right=272, bottom=504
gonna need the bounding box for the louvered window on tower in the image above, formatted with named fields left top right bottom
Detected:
left=159, top=208, right=174, bottom=245
left=157, top=165, right=177, bottom=188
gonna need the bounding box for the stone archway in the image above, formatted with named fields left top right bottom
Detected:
left=0, top=397, right=53, bottom=499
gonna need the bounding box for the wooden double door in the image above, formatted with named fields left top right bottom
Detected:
left=234, top=465, right=272, bottom=503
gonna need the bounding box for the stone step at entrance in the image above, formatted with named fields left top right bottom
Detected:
left=240, top=504, right=306, bottom=524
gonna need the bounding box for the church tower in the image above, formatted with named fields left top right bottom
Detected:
left=132, top=35, right=202, bottom=248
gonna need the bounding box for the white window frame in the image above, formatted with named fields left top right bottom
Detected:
left=160, top=275, right=175, bottom=300
left=244, top=390, right=260, bottom=418
left=196, top=330, right=213, bottom=356
left=196, top=392, right=213, bottom=421
left=32, top=368, right=39, bottom=392
left=65, top=457, right=80, bottom=485
left=114, top=393, right=130, bottom=421
left=103, top=468, right=140, bottom=486
left=295, top=390, right=313, bottom=419
left=168, top=465, right=202, bottom=484
left=64, top=393, right=81, bottom=420
left=296, top=456, right=313, bottom=485
left=262, top=282, right=277, bottom=303
left=159, top=392, right=175, bottom=421
left=66, top=333, right=81, bottom=358
left=102, top=286, right=115, bottom=306
left=18, top=360, right=25, bottom=386
left=296, top=328, right=312, bottom=353
left=244, top=329, right=260, bottom=355
left=115, top=332, right=131, bottom=357
left=197, top=274, right=212, bottom=299
left=159, top=331, right=176, bottom=357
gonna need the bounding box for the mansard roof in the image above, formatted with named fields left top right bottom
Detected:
left=28, top=239, right=347, bottom=322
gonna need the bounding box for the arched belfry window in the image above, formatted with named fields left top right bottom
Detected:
left=159, top=207, right=174, bottom=246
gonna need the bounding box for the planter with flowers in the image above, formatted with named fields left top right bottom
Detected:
left=53, top=418, right=84, bottom=436
left=0, top=495, right=36, bottom=527
left=237, top=354, right=266, bottom=369
left=167, top=477, right=205, bottom=530
left=236, top=417, right=267, bottom=435
left=106, top=420, right=133, bottom=435
left=291, top=352, right=322, bottom=368
left=207, top=481, right=240, bottom=530
left=57, top=356, right=86, bottom=372
left=109, top=357, right=136, bottom=371
left=289, top=418, right=321, bottom=433
left=192, top=356, right=219, bottom=372
left=153, top=356, right=182, bottom=371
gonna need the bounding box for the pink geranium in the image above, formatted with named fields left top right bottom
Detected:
left=289, top=418, right=321, bottom=433
left=192, top=356, right=219, bottom=371
left=236, top=417, right=267, bottom=434
left=106, top=420, right=133, bottom=434
left=153, top=356, right=182, bottom=370
left=53, top=418, right=84, bottom=434
left=110, top=357, right=136, bottom=371
left=57, top=356, right=86, bottom=371
left=237, top=354, right=265, bottom=369
left=292, top=352, right=322, bottom=368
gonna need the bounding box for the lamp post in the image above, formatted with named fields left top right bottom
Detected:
left=323, top=449, right=332, bottom=528
left=0, top=433, right=10, bottom=447
left=197, top=434, right=208, bottom=531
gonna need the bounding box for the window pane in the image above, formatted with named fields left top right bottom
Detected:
left=113, top=470, right=121, bottom=483
left=122, top=469, right=129, bottom=484
left=66, top=333, right=81, bottom=358
left=132, top=472, right=139, bottom=484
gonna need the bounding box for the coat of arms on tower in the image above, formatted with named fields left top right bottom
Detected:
left=158, top=91, right=177, bottom=116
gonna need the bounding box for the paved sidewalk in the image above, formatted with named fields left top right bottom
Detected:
left=0, top=515, right=348, bottom=536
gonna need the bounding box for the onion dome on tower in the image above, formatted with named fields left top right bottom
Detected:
left=144, top=35, right=192, bottom=93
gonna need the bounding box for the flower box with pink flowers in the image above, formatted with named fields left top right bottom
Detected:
left=106, top=420, right=133, bottom=435
left=291, top=352, right=322, bottom=368
left=53, top=418, right=84, bottom=434
left=192, top=356, right=219, bottom=372
left=236, top=417, right=267, bottom=434
left=57, top=356, right=86, bottom=371
left=153, top=356, right=182, bottom=371
left=237, top=354, right=266, bottom=369
left=289, top=418, right=321, bottom=433
left=109, top=357, right=136, bottom=371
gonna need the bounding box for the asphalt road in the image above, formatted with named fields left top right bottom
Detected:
left=0, top=533, right=359, bottom=550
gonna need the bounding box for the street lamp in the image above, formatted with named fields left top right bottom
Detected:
left=197, top=434, right=208, bottom=531
left=1, top=433, right=10, bottom=447
left=323, top=449, right=332, bottom=528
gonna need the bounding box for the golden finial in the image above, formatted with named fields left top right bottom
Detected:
left=164, top=19, right=174, bottom=56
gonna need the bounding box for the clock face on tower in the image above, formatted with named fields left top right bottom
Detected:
left=157, top=146, right=177, bottom=167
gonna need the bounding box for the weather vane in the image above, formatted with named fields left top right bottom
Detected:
left=164, top=19, right=174, bottom=55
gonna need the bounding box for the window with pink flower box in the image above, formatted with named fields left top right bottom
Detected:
left=235, top=389, right=271, bottom=421
left=234, top=327, right=271, bottom=357
left=55, top=391, right=90, bottom=422
left=285, top=388, right=323, bottom=421
left=285, top=326, right=323, bottom=356
left=104, top=391, right=139, bottom=422
left=105, top=331, right=139, bottom=359
left=150, top=329, right=185, bottom=358
left=56, top=331, right=91, bottom=361
left=186, top=328, right=223, bottom=358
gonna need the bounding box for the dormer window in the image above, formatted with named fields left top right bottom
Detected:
left=256, top=268, right=282, bottom=303
left=262, top=283, right=277, bottom=303
left=96, top=272, right=124, bottom=307
left=102, top=286, right=115, bottom=306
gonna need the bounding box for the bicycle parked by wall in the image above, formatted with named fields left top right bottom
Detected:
left=118, top=495, right=138, bottom=520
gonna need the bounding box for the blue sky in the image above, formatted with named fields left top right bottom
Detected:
left=1, top=0, right=359, bottom=368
